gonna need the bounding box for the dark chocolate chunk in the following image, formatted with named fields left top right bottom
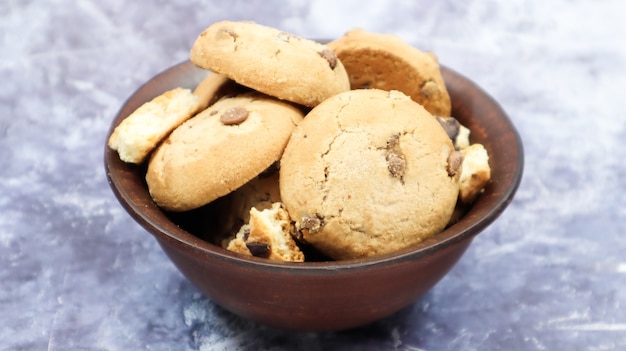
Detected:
left=220, top=106, right=249, bottom=125
left=447, top=151, right=464, bottom=177
left=246, top=241, right=271, bottom=258
left=436, top=116, right=461, bottom=141
left=318, top=49, right=338, bottom=69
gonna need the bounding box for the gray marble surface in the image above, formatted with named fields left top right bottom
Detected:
left=1, top=0, right=625, bottom=350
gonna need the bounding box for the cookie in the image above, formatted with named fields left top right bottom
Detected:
left=226, top=202, right=304, bottom=262
left=190, top=21, right=350, bottom=107
left=327, top=28, right=451, bottom=116
left=108, top=87, right=201, bottom=163
left=279, top=89, right=460, bottom=260
left=146, top=92, right=304, bottom=212
left=193, top=72, right=250, bottom=111
left=459, top=143, right=491, bottom=204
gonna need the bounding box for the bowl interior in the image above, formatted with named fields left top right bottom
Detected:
left=104, top=61, right=524, bottom=270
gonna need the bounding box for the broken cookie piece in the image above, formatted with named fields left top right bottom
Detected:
left=459, top=143, right=491, bottom=204
left=226, top=202, right=304, bottom=262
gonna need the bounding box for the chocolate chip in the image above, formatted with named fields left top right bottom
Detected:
left=242, top=227, right=250, bottom=241
left=301, top=214, right=323, bottom=234
left=386, top=152, right=406, bottom=179
left=436, top=116, right=461, bottom=141
left=385, top=134, right=405, bottom=179
left=318, top=49, right=338, bottom=69
left=220, top=106, right=249, bottom=125
left=246, top=241, right=270, bottom=258
left=447, top=151, right=464, bottom=177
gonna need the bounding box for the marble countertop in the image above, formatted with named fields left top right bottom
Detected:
left=2, top=1, right=625, bottom=350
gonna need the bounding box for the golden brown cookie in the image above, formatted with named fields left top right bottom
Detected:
left=108, top=87, right=201, bottom=164
left=328, top=28, right=451, bottom=116
left=190, top=21, right=350, bottom=107
left=279, top=89, right=460, bottom=260
left=226, top=202, right=304, bottom=262
left=146, top=92, right=304, bottom=212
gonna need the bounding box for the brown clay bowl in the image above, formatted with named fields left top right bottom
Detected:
left=104, top=60, right=523, bottom=331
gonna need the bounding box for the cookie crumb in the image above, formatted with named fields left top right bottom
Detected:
left=318, top=49, right=338, bottom=69
left=220, top=106, right=249, bottom=125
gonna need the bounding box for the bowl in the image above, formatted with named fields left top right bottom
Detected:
left=104, top=60, right=523, bottom=331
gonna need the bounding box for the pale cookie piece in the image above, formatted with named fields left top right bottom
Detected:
left=227, top=202, right=304, bottom=262
left=146, top=92, right=304, bottom=212
left=328, top=28, right=451, bottom=116
left=280, top=89, right=461, bottom=260
left=190, top=21, right=350, bottom=107
left=459, top=143, right=491, bottom=204
left=108, top=87, right=200, bottom=163
left=193, top=72, right=250, bottom=111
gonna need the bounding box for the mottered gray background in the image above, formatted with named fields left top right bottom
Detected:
left=1, top=0, right=625, bottom=350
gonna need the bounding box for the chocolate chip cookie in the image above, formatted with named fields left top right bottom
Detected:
left=146, top=92, right=304, bottom=212
left=190, top=21, right=350, bottom=107
left=279, top=89, right=460, bottom=260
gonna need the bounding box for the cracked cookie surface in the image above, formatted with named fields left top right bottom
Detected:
left=279, top=89, right=460, bottom=260
left=190, top=21, right=350, bottom=107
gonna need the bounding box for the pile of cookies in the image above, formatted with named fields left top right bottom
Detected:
left=108, top=21, right=491, bottom=262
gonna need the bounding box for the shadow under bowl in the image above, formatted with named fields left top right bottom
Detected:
left=104, top=61, right=523, bottom=331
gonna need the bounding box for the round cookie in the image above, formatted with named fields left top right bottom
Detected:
left=279, top=89, right=460, bottom=260
left=190, top=21, right=350, bottom=107
left=146, top=92, right=304, bottom=212
left=327, top=28, right=451, bottom=117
